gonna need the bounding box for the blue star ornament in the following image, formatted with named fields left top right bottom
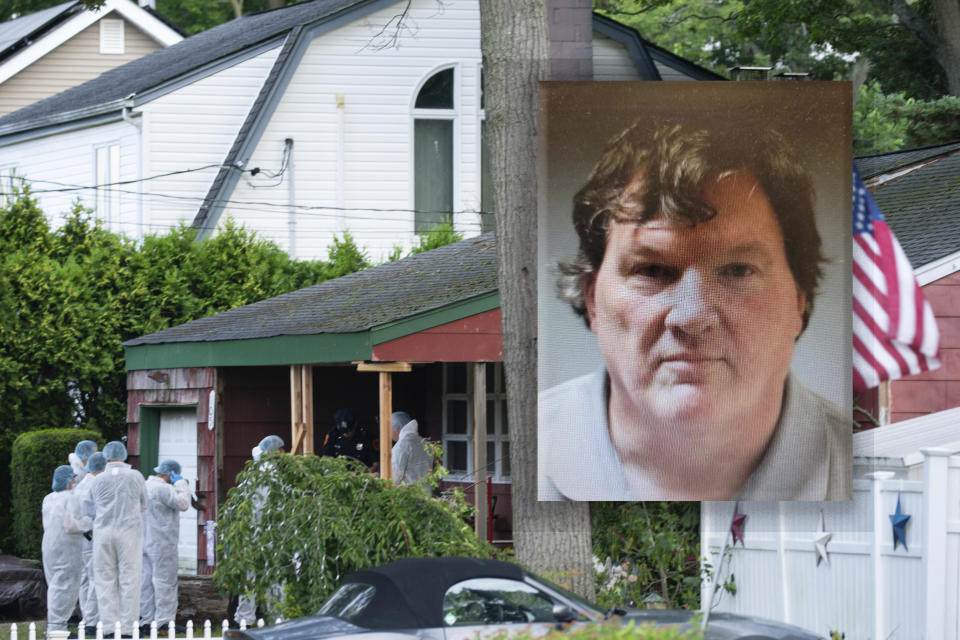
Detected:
left=889, top=495, right=911, bottom=551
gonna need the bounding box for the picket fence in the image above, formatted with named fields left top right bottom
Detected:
left=12, top=618, right=282, bottom=640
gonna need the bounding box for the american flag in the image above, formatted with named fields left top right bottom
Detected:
left=852, top=167, right=941, bottom=393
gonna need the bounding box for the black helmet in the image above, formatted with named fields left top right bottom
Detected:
left=333, top=408, right=356, bottom=433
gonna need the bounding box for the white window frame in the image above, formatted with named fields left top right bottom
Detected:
left=442, top=362, right=509, bottom=483
left=0, top=164, right=20, bottom=202
left=99, top=18, right=125, bottom=55
left=94, top=142, right=121, bottom=224
left=411, top=64, right=459, bottom=235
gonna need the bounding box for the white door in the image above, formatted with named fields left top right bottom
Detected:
left=158, top=408, right=198, bottom=574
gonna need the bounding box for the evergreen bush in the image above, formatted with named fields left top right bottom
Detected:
left=10, top=428, right=100, bottom=559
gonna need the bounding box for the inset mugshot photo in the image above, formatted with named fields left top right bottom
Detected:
left=537, top=82, right=852, bottom=502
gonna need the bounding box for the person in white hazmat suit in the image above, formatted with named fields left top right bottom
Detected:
left=72, top=451, right=106, bottom=632
left=390, top=411, right=433, bottom=485
left=139, top=459, right=191, bottom=630
left=90, top=441, right=147, bottom=636
left=234, top=435, right=284, bottom=626
left=69, top=440, right=98, bottom=485
left=42, top=465, right=85, bottom=633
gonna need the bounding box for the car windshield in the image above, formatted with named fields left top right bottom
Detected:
left=317, top=583, right=376, bottom=622
left=524, top=574, right=605, bottom=620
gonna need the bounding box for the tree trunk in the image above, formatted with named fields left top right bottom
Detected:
left=478, top=0, right=595, bottom=599
left=931, top=0, right=960, bottom=96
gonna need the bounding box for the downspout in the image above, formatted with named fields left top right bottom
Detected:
left=285, top=137, right=295, bottom=257
left=122, top=100, right=143, bottom=240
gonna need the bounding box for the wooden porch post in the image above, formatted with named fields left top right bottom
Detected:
left=354, top=361, right=412, bottom=481
left=473, top=362, right=487, bottom=539
left=289, top=364, right=314, bottom=455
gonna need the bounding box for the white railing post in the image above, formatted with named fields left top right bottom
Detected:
left=238, top=620, right=246, bottom=632
left=113, top=621, right=122, bottom=640
left=870, top=471, right=895, bottom=640
left=221, top=620, right=229, bottom=638
left=95, top=621, right=103, bottom=640
left=167, top=621, right=175, bottom=640
left=27, top=622, right=35, bottom=640
left=149, top=621, right=157, bottom=640
left=204, top=620, right=212, bottom=640
left=274, top=618, right=281, bottom=625
left=256, top=619, right=264, bottom=628
left=186, top=620, right=193, bottom=640
left=132, top=624, right=139, bottom=640
left=10, top=622, right=16, bottom=640
left=78, top=620, right=85, bottom=640
left=923, top=448, right=950, bottom=639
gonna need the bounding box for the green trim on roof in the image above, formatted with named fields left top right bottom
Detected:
left=371, top=292, right=500, bottom=345
left=124, top=292, right=501, bottom=370
left=125, top=332, right=372, bottom=370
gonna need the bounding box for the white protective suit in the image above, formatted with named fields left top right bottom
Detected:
left=71, top=473, right=99, bottom=626
left=90, top=461, right=148, bottom=635
left=391, top=419, right=433, bottom=485
left=69, top=452, right=87, bottom=483
left=139, top=475, right=191, bottom=626
left=234, top=457, right=282, bottom=625
left=41, top=490, right=85, bottom=632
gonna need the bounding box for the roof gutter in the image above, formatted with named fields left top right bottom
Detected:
left=0, top=97, right=129, bottom=144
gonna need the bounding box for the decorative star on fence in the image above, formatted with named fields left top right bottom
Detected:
left=730, top=503, right=747, bottom=547
left=814, top=510, right=831, bottom=567
left=890, top=495, right=911, bottom=551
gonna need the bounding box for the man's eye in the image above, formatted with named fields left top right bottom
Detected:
left=632, top=264, right=676, bottom=279
left=719, top=263, right=756, bottom=278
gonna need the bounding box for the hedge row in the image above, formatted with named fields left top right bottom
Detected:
left=11, top=428, right=101, bottom=559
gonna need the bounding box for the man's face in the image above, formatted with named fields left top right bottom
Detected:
left=584, top=171, right=805, bottom=429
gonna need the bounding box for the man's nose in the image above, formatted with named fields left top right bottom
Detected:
left=663, top=270, right=720, bottom=335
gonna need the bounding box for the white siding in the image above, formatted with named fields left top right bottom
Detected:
left=0, top=119, right=141, bottom=236
left=592, top=34, right=641, bottom=81
left=222, top=0, right=484, bottom=262
left=654, top=59, right=698, bottom=81
left=138, top=46, right=281, bottom=235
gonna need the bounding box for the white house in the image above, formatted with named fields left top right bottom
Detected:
left=0, top=0, right=721, bottom=261
left=0, top=0, right=182, bottom=116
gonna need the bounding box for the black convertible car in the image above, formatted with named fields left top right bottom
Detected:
left=225, top=556, right=824, bottom=640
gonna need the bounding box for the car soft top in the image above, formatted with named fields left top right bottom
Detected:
left=341, top=556, right=526, bottom=628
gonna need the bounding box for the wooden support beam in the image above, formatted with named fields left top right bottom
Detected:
left=473, top=362, right=487, bottom=539
left=379, top=371, right=392, bottom=480
left=355, top=361, right=412, bottom=373
left=289, top=364, right=314, bottom=455
left=301, top=365, right=314, bottom=454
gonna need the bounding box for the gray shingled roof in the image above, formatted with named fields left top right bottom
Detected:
left=124, top=232, right=497, bottom=346
left=865, top=146, right=960, bottom=268
left=855, top=140, right=960, bottom=180
left=0, top=0, right=361, bottom=129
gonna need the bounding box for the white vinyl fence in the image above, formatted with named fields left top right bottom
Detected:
left=16, top=617, right=281, bottom=640
left=701, top=448, right=960, bottom=639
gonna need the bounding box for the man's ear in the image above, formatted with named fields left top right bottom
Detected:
left=583, top=272, right=598, bottom=332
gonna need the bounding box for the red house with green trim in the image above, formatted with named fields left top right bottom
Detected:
left=122, top=232, right=510, bottom=574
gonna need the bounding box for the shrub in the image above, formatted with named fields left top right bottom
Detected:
left=214, top=453, right=496, bottom=619
left=592, top=502, right=701, bottom=610
left=11, top=428, right=101, bottom=559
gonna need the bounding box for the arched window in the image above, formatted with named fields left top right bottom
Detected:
left=413, top=67, right=455, bottom=233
